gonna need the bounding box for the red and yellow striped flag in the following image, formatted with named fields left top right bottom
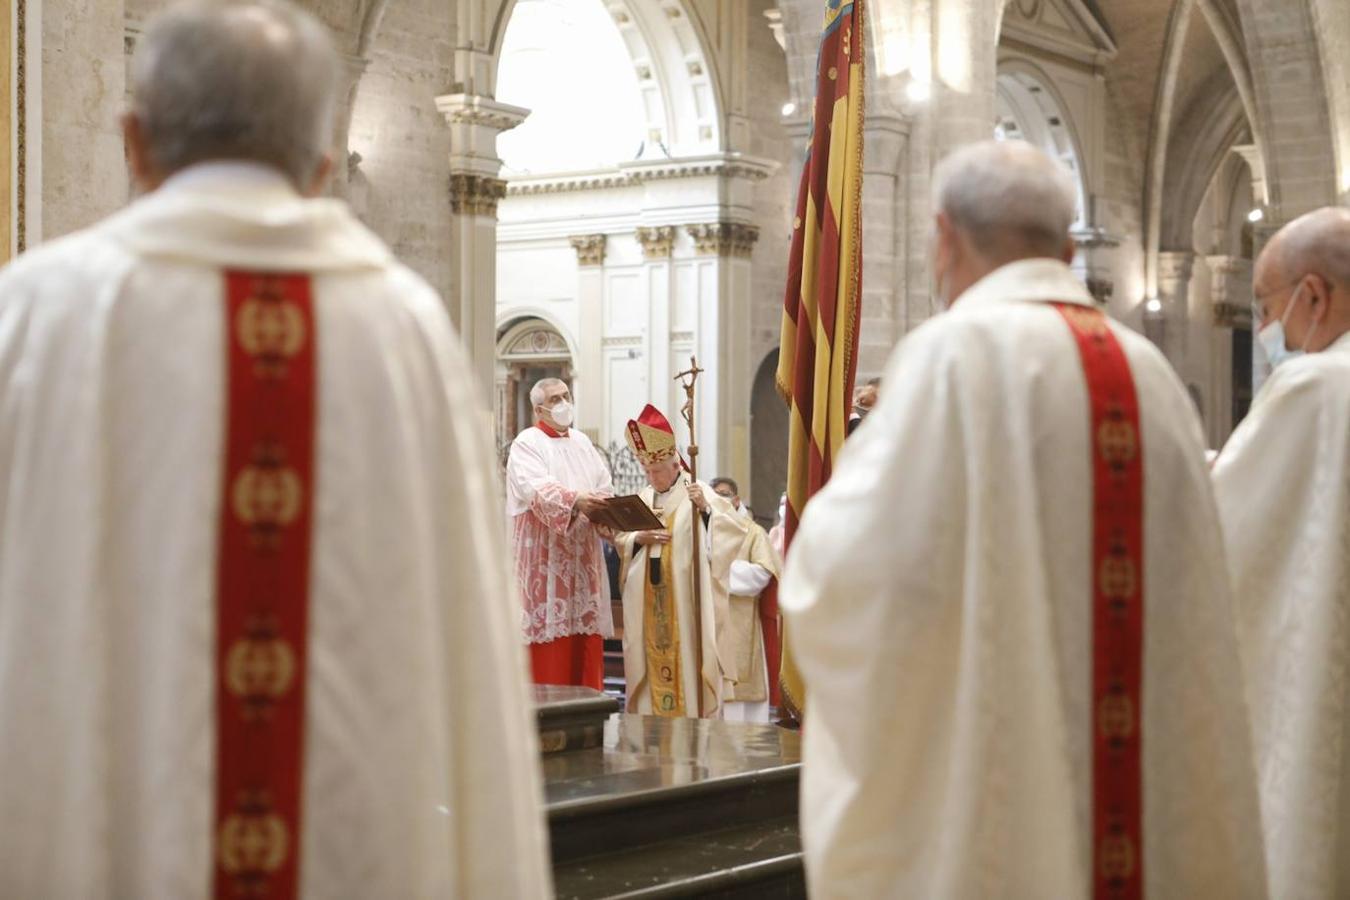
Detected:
left=775, top=0, right=866, bottom=714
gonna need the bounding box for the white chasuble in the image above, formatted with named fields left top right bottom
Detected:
left=0, top=163, right=551, bottom=899
left=616, top=476, right=746, bottom=718
left=1213, top=332, right=1350, bottom=900
left=780, top=260, right=1266, bottom=899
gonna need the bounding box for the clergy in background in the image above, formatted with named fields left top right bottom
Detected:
left=0, top=3, right=549, bottom=897
left=506, top=377, right=614, bottom=689
left=779, top=140, right=1266, bottom=899
left=615, top=405, right=747, bottom=717
left=710, top=476, right=781, bottom=723
left=1212, top=207, right=1350, bottom=900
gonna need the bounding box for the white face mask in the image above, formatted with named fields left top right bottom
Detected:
left=546, top=400, right=574, bottom=428
left=1258, top=284, right=1313, bottom=370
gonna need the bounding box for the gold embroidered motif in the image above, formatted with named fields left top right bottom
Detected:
left=644, top=503, right=685, bottom=717
left=226, top=633, right=296, bottom=709
left=236, top=285, right=308, bottom=378
left=218, top=793, right=290, bottom=880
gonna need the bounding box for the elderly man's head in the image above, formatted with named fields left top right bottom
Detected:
left=931, top=140, right=1078, bottom=306
left=1253, top=207, right=1350, bottom=359
left=124, top=0, right=340, bottom=193
left=530, top=378, right=573, bottom=430
left=642, top=455, right=683, bottom=493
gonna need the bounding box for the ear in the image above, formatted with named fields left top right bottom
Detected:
left=1060, top=237, right=1077, bottom=265
left=305, top=154, right=335, bottom=197
left=1308, top=273, right=1334, bottom=322
left=121, top=112, right=163, bottom=193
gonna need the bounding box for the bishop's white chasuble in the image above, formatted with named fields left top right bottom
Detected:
left=1213, top=332, right=1350, bottom=900
left=0, top=163, right=551, bottom=899
left=781, top=259, right=1266, bottom=899
left=617, top=476, right=746, bottom=718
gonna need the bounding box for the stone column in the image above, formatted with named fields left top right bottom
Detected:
left=434, top=93, right=529, bottom=405
left=329, top=53, right=369, bottom=200
left=569, top=234, right=607, bottom=436
left=635, top=225, right=676, bottom=423
left=1155, top=250, right=1196, bottom=366
left=1207, top=255, right=1255, bottom=442
left=687, top=222, right=760, bottom=486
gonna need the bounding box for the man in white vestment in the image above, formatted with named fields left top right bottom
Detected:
left=615, top=405, right=747, bottom=718
left=1213, top=207, right=1350, bottom=900
left=780, top=141, right=1266, bottom=899
left=507, top=377, right=614, bottom=689
left=0, top=4, right=549, bottom=897
left=710, top=477, right=780, bottom=723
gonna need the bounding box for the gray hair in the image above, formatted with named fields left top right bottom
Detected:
left=529, top=377, right=568, bottom=407
left=129, top=0, right=340, bottom=186
left=932, top=139, right=1078, bottom=260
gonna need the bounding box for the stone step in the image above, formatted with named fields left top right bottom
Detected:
left=541, top=713, right=804, bottom=899
left=535, top=685, right=622, bottom=754
left=552, top=819, right=803, bottom=899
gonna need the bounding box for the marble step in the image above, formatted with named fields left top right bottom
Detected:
left=535, top=685, right=622, bottom=754
left=552, top=818, right=803, bottom=899
left=542, top=714, right=803, bottom=892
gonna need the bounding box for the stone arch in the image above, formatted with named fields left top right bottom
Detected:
left=489, top=0, right=722, bottom=155
left=1158, top=82, right=1249, bottom=252
left=994, top=59, right=1089, bottom=227
left=1232, top=0, right=1338, bottom=221
left=749, top=348, right=788, bottom=529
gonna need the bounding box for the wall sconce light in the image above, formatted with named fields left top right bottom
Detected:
left=1144, top=297, right=1163, bottom=315
left=1247, top=208, right=1265, bottom=224
left=781, top=102, right=797, bottom=117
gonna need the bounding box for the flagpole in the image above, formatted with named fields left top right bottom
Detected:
left=675, top=356, right=706, bottom=717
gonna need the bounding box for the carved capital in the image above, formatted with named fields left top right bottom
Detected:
left=449, top=174, right=507, bottom=217
left=1213, top=302, right=1252, bottom=329
left=569, top=234, right=607, bottom=267
left=635, top=226, right=676, bottom=260
left=686, top=222, right=760, bottom=258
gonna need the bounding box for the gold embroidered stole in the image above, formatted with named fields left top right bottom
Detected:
left=644, top=495, right=685, bottom=716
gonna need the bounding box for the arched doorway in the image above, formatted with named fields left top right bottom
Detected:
left=496, top=317, right=574, bottom=449
left=750, top=350, right=788, bottom=529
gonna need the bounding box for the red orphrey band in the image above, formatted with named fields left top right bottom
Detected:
left=214, top=272, right=317, bottom=899
left=1053, top=302, right=1145, bottom=900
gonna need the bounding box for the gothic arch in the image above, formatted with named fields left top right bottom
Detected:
left=994, top=59, right=1089, bottom=226
left=1232, top=0, right=1338, bottom=220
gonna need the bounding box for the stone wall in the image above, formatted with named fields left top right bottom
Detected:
left=347, top=0, right=456, bottom=299
left=37, top=0, right=129, bottom=242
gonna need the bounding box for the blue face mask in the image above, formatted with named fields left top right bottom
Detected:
left=1257, top=284, right=1309, bottom=369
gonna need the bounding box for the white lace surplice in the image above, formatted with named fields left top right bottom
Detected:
left=506, top=427, right=614, bottom=643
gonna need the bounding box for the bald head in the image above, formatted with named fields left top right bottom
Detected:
left=126, top=0, right=340, bottom=190
left=1254, top=206, right=1350, bottom=352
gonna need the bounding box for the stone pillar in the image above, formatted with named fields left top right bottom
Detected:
left=434, top=93, right=529, bottom=405
left=37, top=0, right=128, bottom=241
left=687, top=222, right=760, bottom=486
left=635, top=225, right=676, bottom=426
left=1204, top=254, right=1254, bottom=446
left=1155, top=250, right=1196, bottom=366
left=329, top=53, right=369, bottom=200
left=569, top=234, right=607, bottom=436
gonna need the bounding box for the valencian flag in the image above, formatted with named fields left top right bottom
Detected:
left=775, top=0, right=865, bottom=714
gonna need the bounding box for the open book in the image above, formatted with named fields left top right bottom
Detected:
left=585, top=495, right=664, bottom=532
